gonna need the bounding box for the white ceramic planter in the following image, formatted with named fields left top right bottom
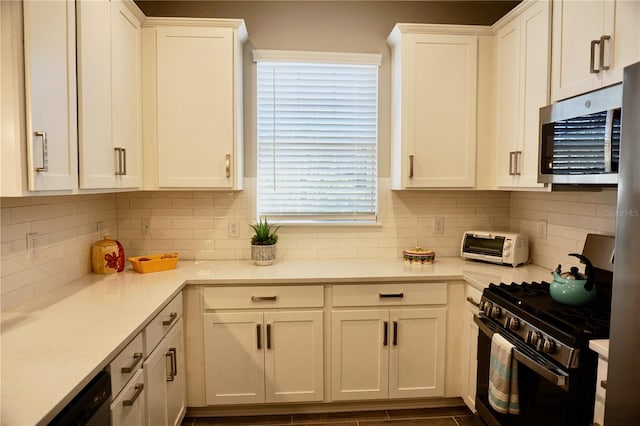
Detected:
left=251, top=244, right=276, bottom=266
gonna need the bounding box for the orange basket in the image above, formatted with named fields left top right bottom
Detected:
left=128, top=253, right=179, bottom=273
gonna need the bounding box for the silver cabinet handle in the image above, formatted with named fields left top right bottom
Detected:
left=165, top=348, right=177, bottom=381
left=121, top=352, right=143, bottom=374
left=115, top=148, right=127, bottom=176
left=466, top=296, right=480, bottom=308
left=514, top=151, right=522, bottom=176
left=590, top=39, right=600, bottom=73
left=162, top=312, right=178, bottom=326
left=601, top=379, right=607, bottom=389
left=225, top=154, right=231, bottom=178
left=392, top=321, right=398, bottom=346
left=251, top=296, right=277, bottom=302
left=409, top=155, right=414, bottom=178
left=508, top=151, right=515, bottom=175
left=599, top=35, right=611, bottom=71
left=122, top=383, right=144, bottom=407
left=34, top=131, right=48, bottom=172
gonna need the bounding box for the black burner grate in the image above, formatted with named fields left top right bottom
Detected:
left=487, top=281, right=612, bottom=340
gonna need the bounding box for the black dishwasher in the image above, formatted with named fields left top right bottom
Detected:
left=49, top=370, right=111, bottom=425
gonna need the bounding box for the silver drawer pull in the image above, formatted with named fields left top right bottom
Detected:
left=162, top=312, right=178, bottom=326
left=599, top=35, right=611, bottom=71
left=225, top=154, right=231, bottom=178
left=122, top=383, right=144, bottom=407
left=121, top=352, right=143, bottom=374
left=251, top=296, right=277, bottom=302
left=379, top=293, right=404, bottom=298
left=409, top=155, right=414, bottom=178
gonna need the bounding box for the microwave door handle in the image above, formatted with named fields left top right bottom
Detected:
left=604, top=110, right=614, bottom=173
left=474, top=315, right=569, bottom=390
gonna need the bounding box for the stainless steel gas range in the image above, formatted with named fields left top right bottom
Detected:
left=474, top=234, right=615, bottom=426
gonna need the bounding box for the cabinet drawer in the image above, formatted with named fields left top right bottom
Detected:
left=109, top=333, right=144, bottom=398
left=203, top=286, right=324, bottom=310
left=332, top=283, right=447, bottom=307
left=144, top=292, right=183, bottom=355
left=110, top=369, right=145, bottom=426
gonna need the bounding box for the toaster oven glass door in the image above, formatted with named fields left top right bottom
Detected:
left=463, top=235, right=505, bottom=257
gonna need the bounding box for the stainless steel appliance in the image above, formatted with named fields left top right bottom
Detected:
left=49, top=370, right=111, bottom=425
left=539, top=84, right=622, bottom=185
left=606, top=61, right=640, bottom=423
left=460, top=231, right=529, bottom=267
left=474, top=234, right=614, bottom=425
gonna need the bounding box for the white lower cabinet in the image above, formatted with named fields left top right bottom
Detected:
left=593, top=355, right=608, bottom=426
left=460, top=285, right=481, bottom=412
left=144, top=317, right=186, bottom=426
left=203, top=310, right=324, bottom=405
left=331, top=283, right=447, bottom=401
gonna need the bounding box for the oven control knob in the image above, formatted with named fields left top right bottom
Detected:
left=537, top=337, right=556, bottom=354
left=526, top=330, right=540, bottom=346
left=480, top=301, right=492, bottom=316
left=505, top=316, right=520, bottom=331
left=490, top=306, right=502, bottom=319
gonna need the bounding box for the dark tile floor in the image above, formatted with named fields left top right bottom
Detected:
left=182, top=407, right=484, bottom=426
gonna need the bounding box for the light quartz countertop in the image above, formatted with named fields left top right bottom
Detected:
left=589, top=339, right=610, bottom=359
left=0, top=257, right=551, bottom=426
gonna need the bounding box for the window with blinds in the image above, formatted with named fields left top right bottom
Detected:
left=255, top=52, right=379, bottom=223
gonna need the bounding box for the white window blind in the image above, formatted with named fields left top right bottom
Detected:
left=256, top=54, right=379, bottom=223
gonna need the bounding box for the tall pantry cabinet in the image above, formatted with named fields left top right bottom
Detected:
left=141, top=19, right=247, bottom=190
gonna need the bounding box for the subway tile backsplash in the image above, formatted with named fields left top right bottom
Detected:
left=0, top=182, right=618, bottom=311
left=0, top=194, right=117, bottom=310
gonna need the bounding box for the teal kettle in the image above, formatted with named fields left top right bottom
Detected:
left=550, top=253, right=596, bottom=306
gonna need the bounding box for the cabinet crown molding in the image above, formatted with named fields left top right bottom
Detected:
left=142, top=17, right=248, bottom=41
left=492, top=0, right=549, bottom=32
left=387, top=23, right=492, bottom=46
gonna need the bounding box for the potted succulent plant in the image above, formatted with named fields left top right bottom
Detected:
left=250, top=217, right=281, bottom=265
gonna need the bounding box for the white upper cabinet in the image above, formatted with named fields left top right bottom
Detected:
left=551, top=0, right=640, bottom=101
left=21, top=0, right=78, bottom=192
left=494, top=0, right=551, bottom=189
left=387, top=25, right=480, bottom=189
left=142, top=20, right=247, bottom=190
left=77, top=0, right=143, bottom=189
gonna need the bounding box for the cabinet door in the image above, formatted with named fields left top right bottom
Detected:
left=165, top=320, right=186, bottom=426
left=331, top=310, right=389, bottom=400
left=388, top=308, right=446, bottom=398
left=23, top=0, right=77, bottom=191
left=461, top=303, right=479, bottom=412
left=143, top=338, right=169, bottom=426
left=601, top=0, right=640, bottom=86
left=495, top=18, right=521, bottom=188
left=264, top=311, right=324, bottom=403
left=77, top=0, right=116, bottom=189
left=551, top=0, right=606, bottom=101
left=111, top=0, right=142, bottom=188
left=404, top=34, right=477, bottom=188
left=156, top=26, right=235, bottom=188
left=111, top=369, right=146, bottom=426
left=517, top=1, right=550, bottom=188
left=203, top=312, right=265, bottom=405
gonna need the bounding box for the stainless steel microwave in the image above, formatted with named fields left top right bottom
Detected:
left=539, top=84, right=622, bottom=185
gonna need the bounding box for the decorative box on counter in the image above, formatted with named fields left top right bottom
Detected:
left=128, top=253, right=179, bottom=273
left=402, top=247, right=436, bottom=265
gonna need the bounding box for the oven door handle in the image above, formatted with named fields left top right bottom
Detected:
left=474, top=314, right=569, bottom=390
